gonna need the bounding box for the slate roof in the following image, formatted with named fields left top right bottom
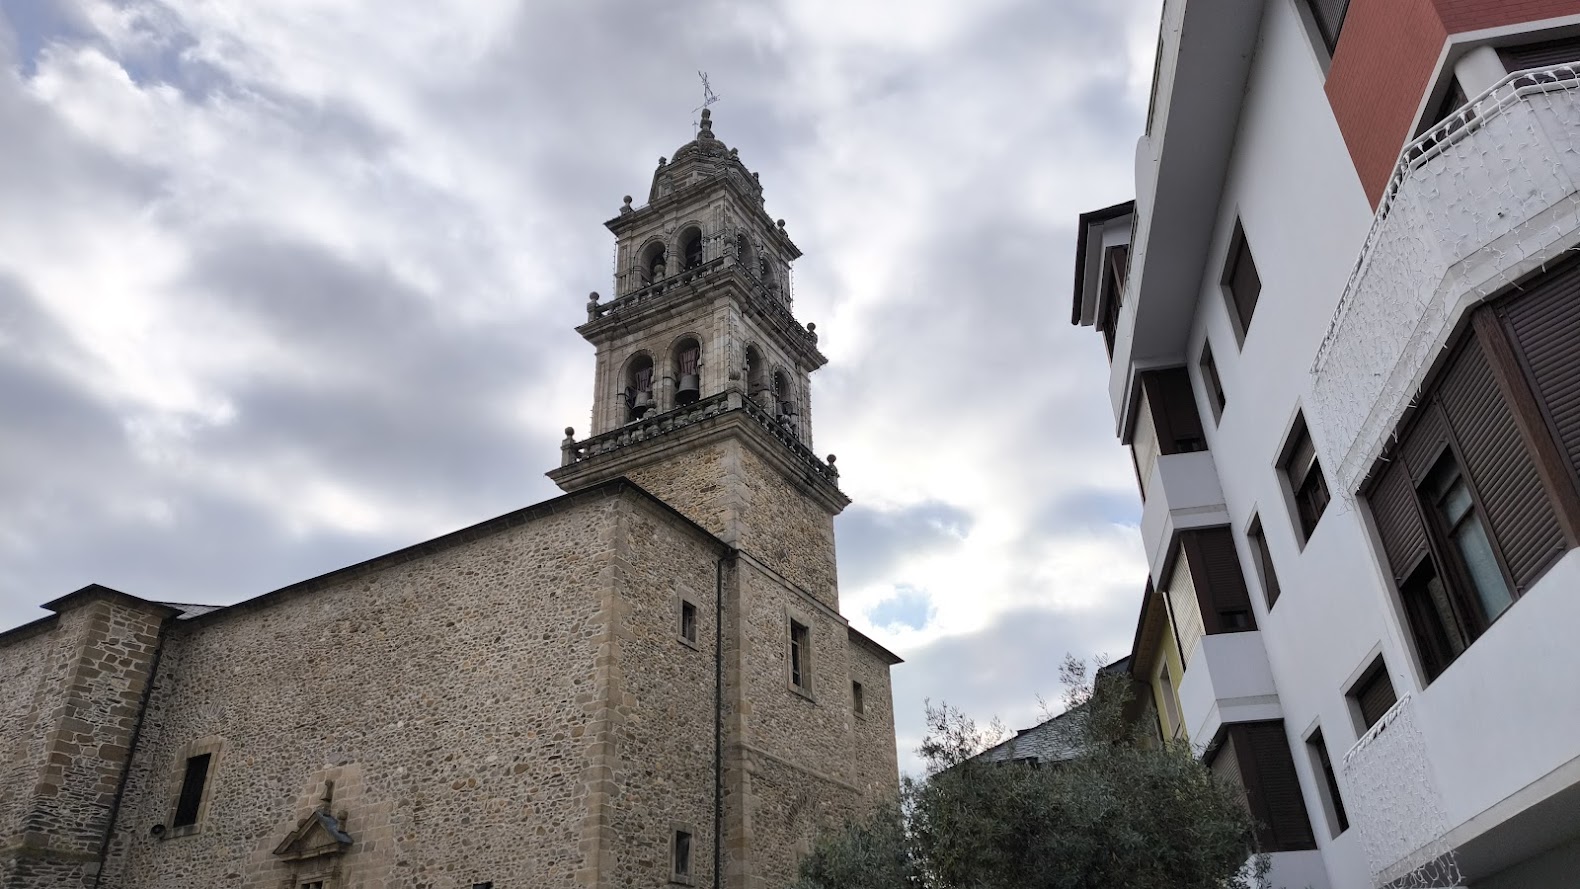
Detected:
left=970, top=706, right=1088, bottom=766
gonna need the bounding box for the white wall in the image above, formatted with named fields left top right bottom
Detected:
left=1166, top=1, right=1580, bottom=887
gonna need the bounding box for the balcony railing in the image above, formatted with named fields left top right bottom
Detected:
left=1341, top=694, right=1461, bottom=888
left=589, top=256, right=818, bottom=351
left=1309, top=64, right=1580, bottom=498
left=560, top=390, right=840, bottom=486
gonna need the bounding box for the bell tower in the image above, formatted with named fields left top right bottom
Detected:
left=548, top=108, right=848, bottom=604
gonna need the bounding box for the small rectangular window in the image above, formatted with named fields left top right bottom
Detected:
left=1199, top=340, right=1226, bottom=422
left=1222, top=222, right=1262, bottom=343
left=172, top=753, right=212, bottom=828
left=1303, top=0, right=1351, bottom=56
left=1246, top=516, right=1282, bottom=608
left=1348, top=657, right=1397, bottom=732
left=1306, top=728, right=1349, bottom=837
left=673, top=830, right=693, bottom=881
left=852, top=680, right=864, bottom=715
left=680, top=600, right=698, bottom=646
left=1280, top=414, right=1329, bottom=543
left=789, top=621, right=810, bottom=691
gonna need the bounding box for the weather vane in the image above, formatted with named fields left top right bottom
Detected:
left=695, top=71, right=721, bottom=115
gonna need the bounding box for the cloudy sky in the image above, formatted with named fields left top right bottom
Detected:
left=1, top=0, right=1158, bottom=770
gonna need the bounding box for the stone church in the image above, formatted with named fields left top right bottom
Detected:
left=0, top=109, right=901, bottom=889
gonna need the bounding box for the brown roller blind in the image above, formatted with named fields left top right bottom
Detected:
left=1498, top=255, right=1580, bottom=482
left=1399, top=402, right=1451, bottom=482
left=1367, top=457, right=1431, bottom=585
left=1437, top=335, right=1565, bottom=591
left=1354, top=663, right=1397, bottom=730
left=1499, top=36, right=1580, bottom=72
left=1183, top=528, right=1257, bottom=632
left=1142, top=368, right=1206, bottom=454
left=1225, top=722, right=1317, bottom=852
left=1210, top=733, right=1250, bottom=813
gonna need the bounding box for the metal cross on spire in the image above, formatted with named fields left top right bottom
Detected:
left=695, top=71, right=721, bottom=116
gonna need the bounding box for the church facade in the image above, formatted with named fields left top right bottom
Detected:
left=0, top=110, right=900, bottom=889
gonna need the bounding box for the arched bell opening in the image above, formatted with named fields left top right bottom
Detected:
left=640, top=242, right=667, bottom=287
left=735, top=233, right=752, bottom=269
left=624, top=353, right=656, bottom=422
left=680, top=227, right=704, bottom=270
left=758, top=256, right=773, bottom=286
left=772, top=370, right=797, bottom=423
left=744, top=345, right=768, bottom=405
left=674, top=337, right=703, bottom=406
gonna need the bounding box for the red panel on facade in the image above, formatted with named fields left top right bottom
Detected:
left=1326, top=0, right=1580, bottom=206
left=1325, top=0, right=1447, bottom=207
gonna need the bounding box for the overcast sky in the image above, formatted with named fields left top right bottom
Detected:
left=1, top=0, right=1159, bottom=772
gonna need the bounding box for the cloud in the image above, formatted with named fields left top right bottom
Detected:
left=868, top=585, right=938, bottom=632
left=0, top=0, right=1165, bottom=771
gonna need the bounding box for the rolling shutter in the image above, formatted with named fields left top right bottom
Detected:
left=1239, top=722, right=1317, bottom=852
left=1166, top=551, right=1206, bottom=667
left=1437, top=335, right=1566, bottom=591
left=1355, top=666, right=1397, bottom=730
left=1499, top=36, right=1580, bottom=72
left=1498, top=256, right=1580, bottom=485
left=1210, top=733, right=1251, bottom=814
left=1183, top=528, right=1256, bottom=632
left=1306, top=0, right=1351, bottom=54
left=1367, top=458, right=1430, bottom=585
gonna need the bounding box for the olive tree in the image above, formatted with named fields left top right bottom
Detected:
left=795, top=657, right=1267, bottom=889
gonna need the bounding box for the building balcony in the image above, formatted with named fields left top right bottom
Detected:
left=1175, top=630, right=1279, bottom=747
left=1310, top=65, right=1580, bottom=498
left=1139, top=450, right=1230, bottom=583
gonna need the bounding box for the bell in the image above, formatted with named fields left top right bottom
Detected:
left=778, top=399, right=798, bottom=418
left=677, top=374, right=700, bottom=405
left=632, top=390, right=655, bottom=417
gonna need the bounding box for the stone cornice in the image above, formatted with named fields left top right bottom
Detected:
left=549, top=391, right=850, bottom=516
left=579, top=258, right=826, bottom=371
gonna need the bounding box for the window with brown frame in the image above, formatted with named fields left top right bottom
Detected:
left=1207, top=721, right=1317, bottom=853
left=1097, top=244, right=1129, bottom=358
left=1365, top=258, right=1580, bottom=682
left=1246, top=516, right=1282, bottom=608
left=1221, top=222, right=1261, bottom=344
left=1305, top=728, right=1349, bottom=838
left=1199, top=339, right=1227, bottom=422
left=1173, top=527, right=1258, bottom=640
left=1347, top=656, right=1397, bottom=732
left=1280, top=414, right=1330, bottom=545
left=1140, top=367, right=1208, bottom=455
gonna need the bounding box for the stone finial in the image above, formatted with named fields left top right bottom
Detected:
left=826, top=454, right=839, bottom=477
left=698, top=108, right=714, bottom=139
left=776, top=219, right=786, bottom=230
left=807, top=322, right=818, bottom=343
left=730, top=147, right=739, bottom=157
left=586, top=292, right=601, bottom=323
left=620, top=195, right=633, bottom=215
left=658, top=156, right=667, bottom=167
left=560, top=428, right=580, bottom=467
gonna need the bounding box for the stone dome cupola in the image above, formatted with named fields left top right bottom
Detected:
left=648, top=108, right=765, bottom=206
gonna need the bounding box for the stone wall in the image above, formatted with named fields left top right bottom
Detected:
left=602, top=492, right=725, bottom=889
left=102, top=494, right=629, bottom=889
left=847, top=639, right=900, bottom=802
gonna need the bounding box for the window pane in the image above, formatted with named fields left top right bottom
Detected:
left=1454, top=514, right=1514, bottom=622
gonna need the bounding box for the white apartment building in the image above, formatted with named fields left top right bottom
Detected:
left=1073, top=1, right=1580, bottom=887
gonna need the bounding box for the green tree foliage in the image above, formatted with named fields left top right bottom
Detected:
left=795, top=656, right=1268, bottom=889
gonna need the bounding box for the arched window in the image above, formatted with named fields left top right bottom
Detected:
left=625, top=354, right=655, bottom=421
left=641, top=242, right=667, bottom=286
left=744, top=345, right=767, bottom=403
left=674, top=337, right=702, bottom=406
left=681, top=228, right=704, bottom=270
left=773, top=370, right=797, bottom=421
